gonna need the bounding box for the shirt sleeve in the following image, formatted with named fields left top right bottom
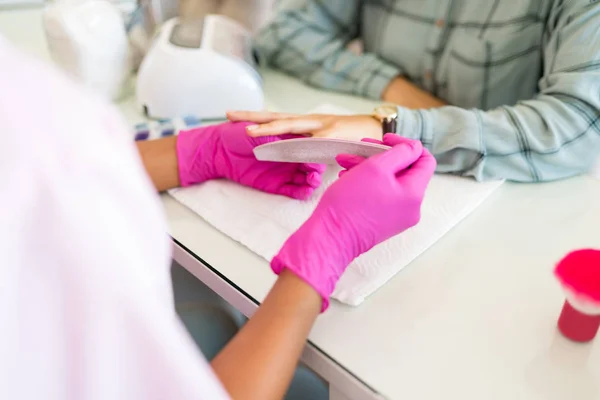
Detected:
left=395, top=1, right=600, bottom=182
left=0, top=38, right=229, bottom=400
left=254, top=0, right=401, bottom=99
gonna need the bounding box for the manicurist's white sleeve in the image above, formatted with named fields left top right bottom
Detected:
left=0, top=37, right=229, bottom=400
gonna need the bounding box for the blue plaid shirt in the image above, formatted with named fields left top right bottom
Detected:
left=256, top=0, right=600, bottom=182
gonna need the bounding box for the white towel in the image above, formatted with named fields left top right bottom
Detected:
left=169, top=104, right=504, bottom=306
left=589, top=156, right=600, bottom=180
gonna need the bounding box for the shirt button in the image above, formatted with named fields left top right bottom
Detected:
left=424, top=70, right=433, bottom=80
left=435, top=19, right=445, bottom=28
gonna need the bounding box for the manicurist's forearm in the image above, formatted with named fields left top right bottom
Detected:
left=136, top=136, right=181, bottom=191
left=211, top=270, right=321, bottom=400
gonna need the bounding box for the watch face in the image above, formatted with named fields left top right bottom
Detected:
left=374, top=105, right=398, bottom=120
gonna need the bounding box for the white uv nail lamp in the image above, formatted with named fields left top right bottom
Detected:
left=136, top=15, right=264, bottom=120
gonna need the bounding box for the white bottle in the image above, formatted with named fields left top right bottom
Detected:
left=43, top=0, right=131, bottom=101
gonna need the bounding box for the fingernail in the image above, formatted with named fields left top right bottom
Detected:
left=246, top=125, right=259, bottom=131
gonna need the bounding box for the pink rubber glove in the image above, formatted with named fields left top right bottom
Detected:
left=176, top=121, right=325, bottom=200
left=272, top=134, right=437, bottom=310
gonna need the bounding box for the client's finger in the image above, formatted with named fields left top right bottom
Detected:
left=226, top=110, right=297, bottom=123
left=246, top=118, right=324, bottom=137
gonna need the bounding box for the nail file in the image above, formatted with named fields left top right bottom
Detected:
left=253, top=137, right=390, bottom=165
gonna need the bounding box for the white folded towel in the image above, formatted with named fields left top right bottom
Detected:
left=589, top=156, right=600, bottom=180
left=169, top=104, right=504, bottom=306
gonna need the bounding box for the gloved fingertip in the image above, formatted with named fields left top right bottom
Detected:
left=335, top=154, right=352, bottom=164
left=334, top=154, right=345, bottom=163
left=306, top=171, right=322, bottom=188
left=403, top=139, right=423, bottom=155
left=336, top=154, right=365, bottom=170
left=338, top=170, right=347, bottom=178
left=382, top=134, right=421, bottom=152
left=301, top=163, right=327, bottom=173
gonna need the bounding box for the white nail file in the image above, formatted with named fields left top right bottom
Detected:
left=253, top=137, right=390, bottom=165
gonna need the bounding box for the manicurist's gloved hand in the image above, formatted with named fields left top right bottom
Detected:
left=176, top=121, right=325, bottom=200
left=272, top=134, right=437, bottom=310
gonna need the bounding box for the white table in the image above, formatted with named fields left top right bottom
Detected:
left=3, top=8, right=600, bottom=400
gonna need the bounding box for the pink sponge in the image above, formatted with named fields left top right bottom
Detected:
left=555, top=249, right=600, bottom=302
left=554, top=249, right=600, bottom=343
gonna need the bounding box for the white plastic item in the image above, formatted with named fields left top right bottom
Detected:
left=43, top=0, right=131, bottom=101
left=136, top=15, right=264, bottom=120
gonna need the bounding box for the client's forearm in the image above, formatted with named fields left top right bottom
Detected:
left=383, top=76, right=447, bottom=109
left=136, top=136, right=181, bottom=191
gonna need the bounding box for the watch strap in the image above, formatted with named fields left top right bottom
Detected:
left=373, top=105, right=399, bottom=136
left=382, top=117, right=397, bottom=135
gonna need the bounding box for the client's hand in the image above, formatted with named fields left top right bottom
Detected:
left=176, top=121, right=325, bottom=200
left=272, top=134, right=436, bottom=310
left=227, top=110, right=382, bottom=141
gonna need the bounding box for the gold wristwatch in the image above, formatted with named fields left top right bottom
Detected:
left=373, top=105, right=398, bottom=135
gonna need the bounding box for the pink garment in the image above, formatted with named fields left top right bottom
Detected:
left=272, top=135, right=437, bottom=311
left=176, top=122, right=325, bottom=200
left=0, top=37, right=229, bottom=399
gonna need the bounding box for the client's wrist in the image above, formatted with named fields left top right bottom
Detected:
left=361, top=114, right=385, bottom=140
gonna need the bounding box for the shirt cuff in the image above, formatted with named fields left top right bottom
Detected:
left=395, top=106, right=432, bottom=147
left=355, top=56, right=401, bottom=100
